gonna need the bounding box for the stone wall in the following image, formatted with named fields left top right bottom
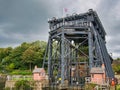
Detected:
left=5, top=79, right=49, bottom=90
left=5, top=80, right=16, bottom=89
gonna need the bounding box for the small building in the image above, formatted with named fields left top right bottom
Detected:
left=90, top=64, right=106, bottom=84
left=33, top=66, right=46, bottom=81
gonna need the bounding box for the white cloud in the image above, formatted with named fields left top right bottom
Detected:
left=112, top=53, right=120, bottom=59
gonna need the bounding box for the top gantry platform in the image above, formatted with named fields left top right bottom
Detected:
left=48, top=9, right=106, bottom=40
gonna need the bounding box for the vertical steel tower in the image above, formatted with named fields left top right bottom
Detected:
left=43, top=9, right=114, bottom=87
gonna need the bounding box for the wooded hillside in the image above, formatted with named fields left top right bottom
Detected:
left=0, top=41, right=47, bottom=74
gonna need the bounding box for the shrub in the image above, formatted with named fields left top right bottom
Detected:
left=14, top=80, right=32, bottom=90
left=0, top=74, right=7, bottom=90
left=5, top=87, right=10, bottom=90
left=117, top=84, right=120, bottom=90
left=10, top=70, right=32, bottom=75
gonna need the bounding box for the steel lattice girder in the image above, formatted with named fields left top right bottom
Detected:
left=43, top=9, right=114, bottom=86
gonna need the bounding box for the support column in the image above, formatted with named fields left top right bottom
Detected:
left=88, top=29, right=93, bottom=69
left=48, top=38, right=52, bottom=81
left=61, top=26, right=65, bottom=85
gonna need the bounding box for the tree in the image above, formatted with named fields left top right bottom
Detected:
left=9, top=43, right=30, bottom=69
left=0, top=40, right=47, bottom=73
left=117, top=58, right=120, bottom=60
left=31, top=41, right=47, bottom=67
left=0, top=47, right=12, bottom=73
left=22, top=41, right=47, bottom=70
left=0, top=47, right=12, bottom=62
left=112, top=59, right=120, bottom=74
left=22, top=48, right=36, bottom=71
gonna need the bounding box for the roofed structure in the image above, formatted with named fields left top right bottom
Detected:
left=90, top=67, right=105, bottom=74
left=33, top=66, right=46, bottom=81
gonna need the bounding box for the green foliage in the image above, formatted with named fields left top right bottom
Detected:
left=116, top=84, right=120, bottom=90
left=0, top=47, right=12, bottom=62
left=85, top=83, right=97, bottom=89
left=79, top=46, right=89, bottom=54
left=5, top=87, right=11, bottom=90
left=0, top=75, right=6, bottom=90
left=117, top=58, right=120, bottom=60
left=14, top=80, right=32, bottom=90
left=10, top=70, right=32, bottom=75
left=112, top=65, right=120, bottom=73
left=9, top=63, right=15, bottom=69
left=112, top=59, right=120, bottom=74
left=0, top=40, right=47, bottom=74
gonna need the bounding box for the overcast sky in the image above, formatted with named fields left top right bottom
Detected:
left=0, top=0, right=120, bottom=58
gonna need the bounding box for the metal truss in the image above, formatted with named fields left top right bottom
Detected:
left=43, top=9, right=114, bottom=86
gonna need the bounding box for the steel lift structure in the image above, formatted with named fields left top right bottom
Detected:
left=43, top=9, right=114, bottom=88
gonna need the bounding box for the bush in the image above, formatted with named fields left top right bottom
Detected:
left=5, top=87, right=11, bottom=90
left=14, top=80, right=33, bottom=90
left=0, top=74, right=7, bottom=90
left=117, top=84, right=120, bottom=90
left=85, top=83, right=97, bottom=89
left=10, top=70, right=32, bottom=75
